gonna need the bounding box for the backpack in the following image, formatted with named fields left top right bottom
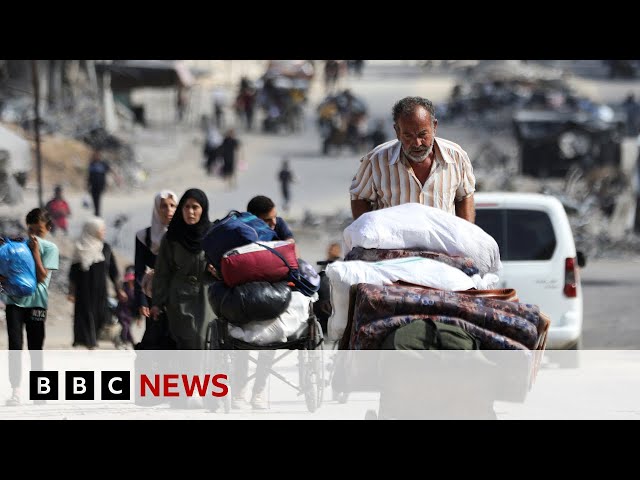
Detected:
left=201, top=210, right=277, bottom=270
left=381, top=319, right=481, bottom=351
left=0, top=237, right=37, bottom=297
left=236, top=212, right=278, bottom=242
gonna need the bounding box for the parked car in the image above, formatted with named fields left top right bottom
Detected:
left=474, top=192, right=586, bottom=365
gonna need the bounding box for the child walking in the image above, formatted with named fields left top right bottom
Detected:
left=114, top=265, right=139, bottom=349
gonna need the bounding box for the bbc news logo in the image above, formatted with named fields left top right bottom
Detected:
left=30, top=371, right=131, bottom=401
left=139, top=374, right=228, bottom=398
left=29, top=371, right=229, bottom=401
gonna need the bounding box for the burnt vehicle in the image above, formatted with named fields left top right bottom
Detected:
left=255, top=75, right=309, bottom=134
left=513, top=106, right=626, bottom=178
left=441, top=60, right=571, bottom=128
left=317, top=89, right=368, bottom=155
left=264, top=60, right=315, bottom=81
left=603, top=60, right=640, bottom=79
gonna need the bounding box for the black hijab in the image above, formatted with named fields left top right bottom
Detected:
left=166, top=188, right=211, bottom=253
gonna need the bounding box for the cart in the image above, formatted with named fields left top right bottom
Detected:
left=204, top=307, right=325, bottom=413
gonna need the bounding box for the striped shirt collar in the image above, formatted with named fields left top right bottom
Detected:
left=388, top=137, right=454, bottom=166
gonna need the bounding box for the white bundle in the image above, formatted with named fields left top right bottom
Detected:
left=228, top=292, right=317, bottom=345
left=325, top=257, right=477, bottom=341
left=343, top=203, right=502, bottom=276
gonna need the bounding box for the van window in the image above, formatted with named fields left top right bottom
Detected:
left=476, top=209, right=557, bottom=261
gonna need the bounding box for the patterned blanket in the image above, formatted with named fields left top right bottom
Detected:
left=346, top=283, right=549, bottom=350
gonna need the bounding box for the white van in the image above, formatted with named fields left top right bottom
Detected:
left=474, top=192, right=586, bottom=352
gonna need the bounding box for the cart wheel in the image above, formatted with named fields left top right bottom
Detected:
left=223, top=350, right=232, bottom=413
left=206, top=346, right=233, bottom=413
left=314, top=350, right=325, bottom=410
left=299, top=349, right=324, bottom=413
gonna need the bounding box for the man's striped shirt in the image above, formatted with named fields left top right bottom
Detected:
left=349, top=137, right=476, bottom=215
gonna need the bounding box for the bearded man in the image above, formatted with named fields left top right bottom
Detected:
left=349, top=96, right=476, bottom=223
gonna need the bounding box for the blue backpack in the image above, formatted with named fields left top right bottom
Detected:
left=236, top=212, right=278, bottom=242
left=201, top=210, right=277, bottom=270
left=0, top=237, right=37, bottom=297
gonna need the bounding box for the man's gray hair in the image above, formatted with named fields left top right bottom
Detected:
left=392, top=96, right=436, bottom=125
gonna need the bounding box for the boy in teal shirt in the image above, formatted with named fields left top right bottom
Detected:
left=0, top=208, right=59, bottom=406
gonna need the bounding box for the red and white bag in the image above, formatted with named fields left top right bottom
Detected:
left=220, top=241, right=298, bottom=287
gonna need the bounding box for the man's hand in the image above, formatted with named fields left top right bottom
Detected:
left=351, top=199, right=372, bottom=220
left=139, top=306, right=150, bottom=318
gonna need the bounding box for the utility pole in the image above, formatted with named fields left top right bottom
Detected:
left=31, top=60, right=43, bottom=208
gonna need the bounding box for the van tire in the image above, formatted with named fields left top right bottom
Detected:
left=568, top=335, right=583, bottom=350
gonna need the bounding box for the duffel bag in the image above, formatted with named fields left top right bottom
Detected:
left=250, top=242, right=321, bottom=297
left=220, top=241, right=298, bottom=287
left=201, top=210, right=278, bottom=270
left=208, top=280, right=292, bottom=325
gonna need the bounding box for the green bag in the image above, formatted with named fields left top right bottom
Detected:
left=381, top=319, right=480, bottom=351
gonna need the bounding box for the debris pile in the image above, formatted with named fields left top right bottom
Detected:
left=1, top=79, right=145, bottom=197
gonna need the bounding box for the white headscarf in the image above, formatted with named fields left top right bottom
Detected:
left=73, top=217, right=106, bottom=271
left=136, top=189, right=178, bottom=255
left=206, top=126, right=223, bottom=148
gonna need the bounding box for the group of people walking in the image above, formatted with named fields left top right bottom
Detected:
left=2, top=94, right=478, bottom=410
left=1, top=184, right=296, bottom=409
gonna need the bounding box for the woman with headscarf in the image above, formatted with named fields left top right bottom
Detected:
left=151, top=188, right=215, bottom=350
left=68, top=217, right=125, bottom=349
left=133, top=190, right=178, bottom=350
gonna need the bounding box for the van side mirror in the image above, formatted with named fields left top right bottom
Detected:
left=576, top=251, right=586, bottom=268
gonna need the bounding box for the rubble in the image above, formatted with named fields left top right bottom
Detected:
left=1, top=64, right=146, bottom=198
left=1, top=122, right=144, bottom=193
left=0, top=216, right=25, bottom=238
left=0, top=167, right=23, bottom=205
left=36, top=132, right=93, bottom=191
left=531, top=165, right=639, bottom=260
